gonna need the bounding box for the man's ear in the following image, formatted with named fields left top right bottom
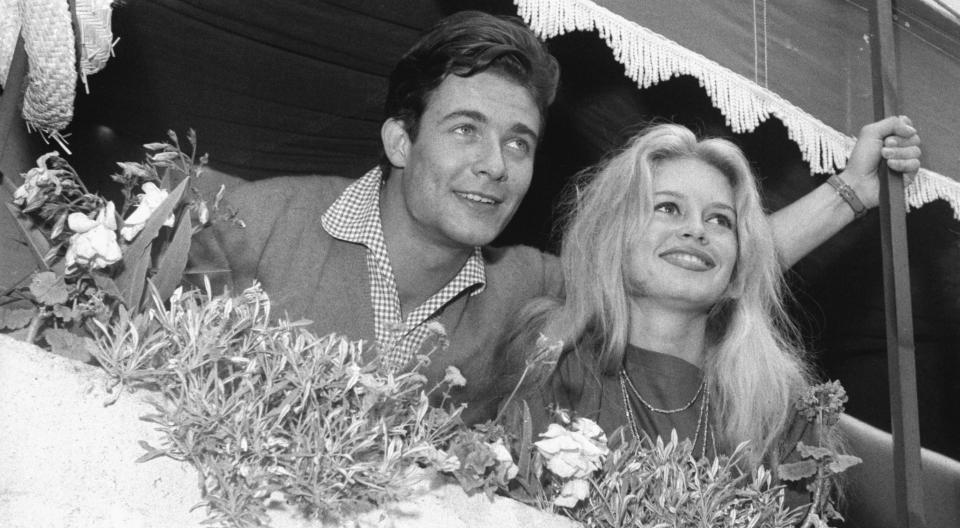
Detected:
left=381, top=118, right=410, bottom=168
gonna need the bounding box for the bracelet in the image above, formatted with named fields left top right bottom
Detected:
left=826, top=175, right=868, bottom=219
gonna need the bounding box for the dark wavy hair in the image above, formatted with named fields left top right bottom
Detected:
left=384, top=10, right=559, bottom=144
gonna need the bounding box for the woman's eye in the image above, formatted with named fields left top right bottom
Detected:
left=654, top=202, right=679, bottom=215
left=453, top=124, right=477, bottom=136
left=708, top=214, right=734, bottom=229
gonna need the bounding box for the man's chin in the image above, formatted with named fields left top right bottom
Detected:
left=447, top=226, right=501, bottom=249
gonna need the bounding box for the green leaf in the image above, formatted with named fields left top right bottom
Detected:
left=50, top=212, right=67, bottom=239
left=827, top=454, right=862, bottom=474
left=91, top=270, right=124, bottom=300
left=42, top=243, right=63, bottom=266
left=151, top=212, right=192, bottom=304
left=150, top=152, right=180, bottom=162
left=160, top=165, right=175, bottom=191
left=5, top=202, right=52, bottom=270
left=44, top=328, right=96, bottom=363
left=0, top=307, right=37, bottom=330
left=29, top=271, right=69, bottom=305
left=797, top=442, right=834, bottom=461
left=135, top=440, right=167, bottom=463
left=517, top=401, right=533, bottom=480
left=115, top=177, right=187, bottom=309
left=824, top=501, right=845, bottom=521
left=777, top=460, right=818, bottom=481
left=116, top=240, right=152, bottom=310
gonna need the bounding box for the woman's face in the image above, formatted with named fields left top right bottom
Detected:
left=626, top=157, right=739, bottom=312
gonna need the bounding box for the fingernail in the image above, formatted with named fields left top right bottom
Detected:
left=881, top=147, right=893, bottom=158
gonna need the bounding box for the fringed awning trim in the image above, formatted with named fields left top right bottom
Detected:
left=514, top=0, right=960, bottom=219
left=909, top=169, right=960, bottom=219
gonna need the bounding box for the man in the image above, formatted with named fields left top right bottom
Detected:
left=190, top=11, right=921, bottom=422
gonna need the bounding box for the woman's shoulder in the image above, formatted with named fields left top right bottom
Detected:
left=503, top=346, right=606, bottom=438
left=546, top=345, right=610, bottom=409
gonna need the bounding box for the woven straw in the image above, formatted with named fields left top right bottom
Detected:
left=0, top=0, right=19, bottom=87
left=75, top=0, right=115, bottom=92
left=21, top=0, right=76, bottom=143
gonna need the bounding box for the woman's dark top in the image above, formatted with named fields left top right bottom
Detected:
left=520, top=343, right=815, bottom=467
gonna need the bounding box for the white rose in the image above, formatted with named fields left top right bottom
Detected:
left=65, top=202, right=122, bottom=271
left=553, top=478, right=590, bottom=508
left=534, top=421, right=609, bottom=479
left=120, top=182, right=175, bottom=241
left=572, top=417, right=607, bottom=443
left=487, top=439, right=518, bottom=480
left=13, top=152, right=63, bottom=210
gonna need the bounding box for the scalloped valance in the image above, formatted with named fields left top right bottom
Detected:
left=514, top=0, right=960, bottom=219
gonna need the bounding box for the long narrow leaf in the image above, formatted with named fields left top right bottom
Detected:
left=114, top=177, right=188, bottom=308
left=5, top=202, right=52, bottom=270
left=117, top=240, right=152, bottom=309
left=518, top=401, right=534, bottom=481
left=151, top=212, right=192, bottom=304
left=91, top=270, right=123, bottom=300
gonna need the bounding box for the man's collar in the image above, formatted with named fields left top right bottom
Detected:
left=320, top=167, right=487, bottom=295
left=320, top=166, right=383, bottom=244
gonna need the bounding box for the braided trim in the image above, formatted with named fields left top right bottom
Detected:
left=75, top=0, right=116, bottom=93
left=0, top=0, right=20, bottom=87
left=514, top=0, right=960, bottom=218
left=21, top=0, right=76, bottom=150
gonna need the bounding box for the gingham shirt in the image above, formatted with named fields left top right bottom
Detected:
left=320, top=167, right=486, bottom=371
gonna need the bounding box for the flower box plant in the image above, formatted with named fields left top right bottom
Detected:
left=1, top=135, right=857, bottom=527
left=1, top=130, right=228, bottom=359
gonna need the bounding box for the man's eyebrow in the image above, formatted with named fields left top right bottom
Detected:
left=440, top=110, right=539, bottom=143
left=441, top=110, right=487, bottom=124
left=511, top=122, right=539, bottom=143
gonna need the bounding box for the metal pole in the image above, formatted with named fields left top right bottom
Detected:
left=867, top=1, right=926, bottom=527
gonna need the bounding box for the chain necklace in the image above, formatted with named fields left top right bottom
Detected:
left=618, top=369, right=717, bottom=458
left=692, top=380, right=717, bottom=459
left=619, top=368, right=703, bottom=413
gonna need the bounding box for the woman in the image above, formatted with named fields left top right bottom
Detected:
left=500, top=123, right=826, bottom=471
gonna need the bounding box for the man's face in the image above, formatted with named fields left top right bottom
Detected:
left=385, top=71, right=541, bottom=250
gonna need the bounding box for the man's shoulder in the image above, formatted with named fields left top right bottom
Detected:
left=227, top=175, right=353, bottom=211
left=482, top=244, right=556, bottom=267
left=481, top=244, right=562, bottom=294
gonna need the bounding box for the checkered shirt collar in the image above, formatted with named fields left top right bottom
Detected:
left=320, top=167, right=487, bottom=295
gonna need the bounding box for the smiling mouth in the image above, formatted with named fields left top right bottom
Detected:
left=659, top=250, right=716, bottom=271
left=455, top=191, right=499, bottom=205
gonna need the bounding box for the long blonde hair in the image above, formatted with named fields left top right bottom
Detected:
left=514, top=124, right=812, bottom=467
